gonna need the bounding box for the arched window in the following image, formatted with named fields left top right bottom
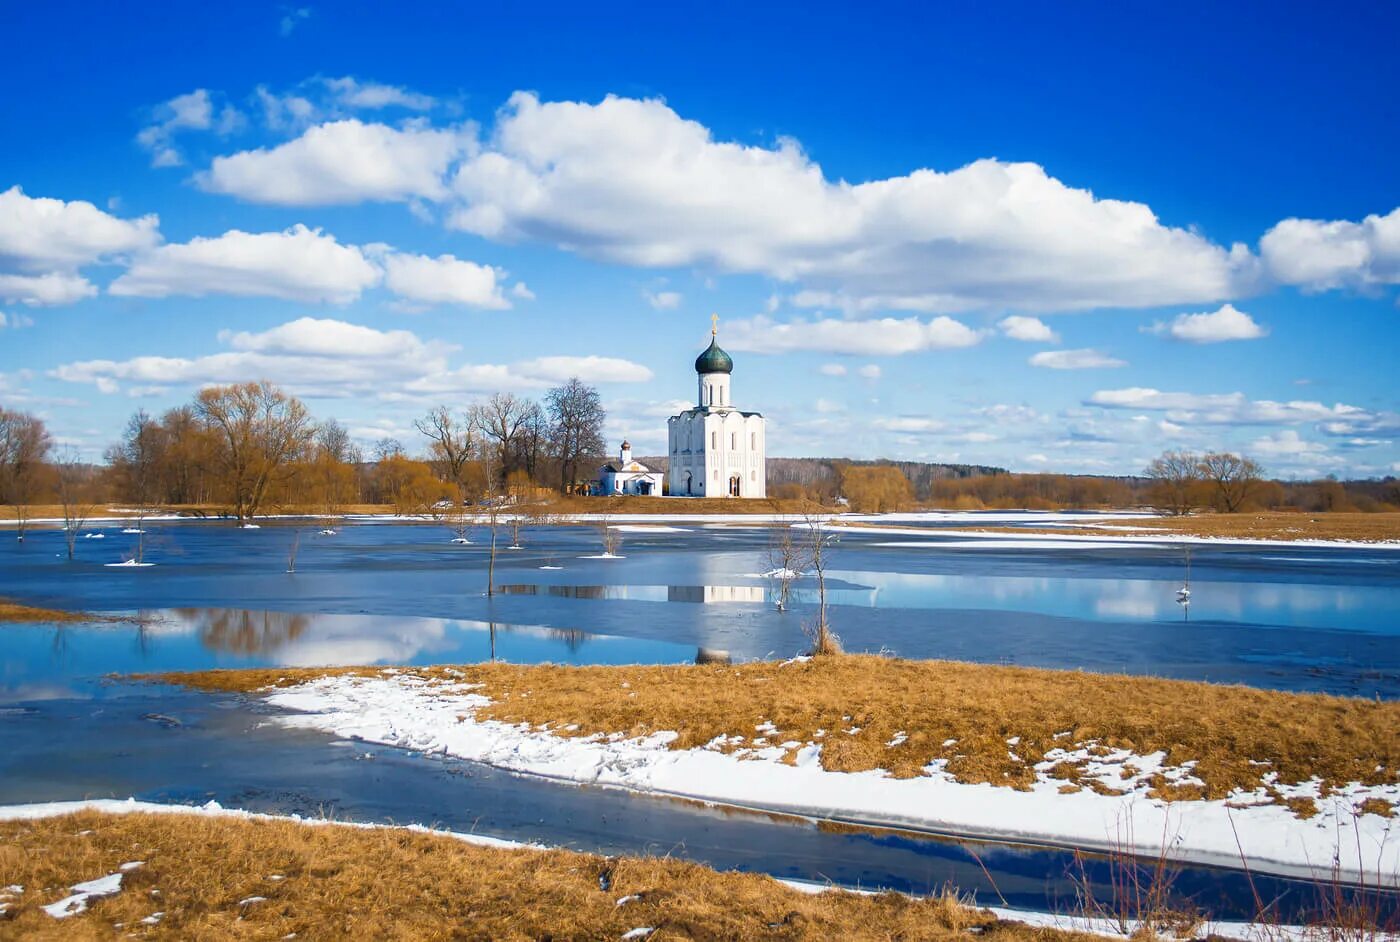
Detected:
left=711, top=431, right=717, bottom=449
left=730, top=433, right=736, bottom=450
left=750, top=432, right=756, bottom=450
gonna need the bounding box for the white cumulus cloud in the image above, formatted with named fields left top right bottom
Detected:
left=218, top=317, right=438, bottom=359
left=1260, top=207, right=1400, bottom=291
left=1249, top=430, right=1330, bottom=458
left=108, top=225, right=381, bottom=303
left=137, top=89, right=243, bottom=168
left=724, top=314, right=983, bottom=355
left=381, top=252, right=510, bottom=309
left=52, top=317, right=652, bottom=400
left=1147, top=303, right=1267, bottom=343
left=445, top=91, right=1254, bottom=314
left=998, top=315, right=1058, bottom=342
left=0, top=272, right=98, bottom=307
left=874, top=416, right=944, bottom=433
left=1029, top=348, right=1126, bottom=370
left=0, top=186, right=160, bottom=271
left=819, top=363, right=847, bottom=376
left=199, top=119, right=467, bottom=205
left=1088, top=387, right=1377, bottom=427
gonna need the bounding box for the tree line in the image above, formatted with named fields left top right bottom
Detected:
left=0, top=377, right=608, bottom=530
left=5, top=392, right=1398, bottom=529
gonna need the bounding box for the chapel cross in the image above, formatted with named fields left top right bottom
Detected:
left=711, top=312, right=719, bottom=336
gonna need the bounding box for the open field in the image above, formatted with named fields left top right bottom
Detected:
left=162, top=656, right=1400, bottom=818
left=0, top=807, right=1082, bottom=941
left=958, top=512, right=1400, bottom=543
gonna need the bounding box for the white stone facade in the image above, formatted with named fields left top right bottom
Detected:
left=667, top=338, right=766, bottom=498
left=598, top=441, right=664, bottom=496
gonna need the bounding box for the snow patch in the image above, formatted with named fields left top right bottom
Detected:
left=42, top=871, right=126, bottom=919
left=253, top=673, right=1400, bottom=886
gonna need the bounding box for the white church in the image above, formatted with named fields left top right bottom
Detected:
left=597, top=440, right=665, bottom=496
left=665, top=319, right=767, bottom=498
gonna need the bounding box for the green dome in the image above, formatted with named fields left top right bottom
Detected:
left=694, top=338, right=734, bottom=374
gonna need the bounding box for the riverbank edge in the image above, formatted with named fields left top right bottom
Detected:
left=0, top=799, right=1342, bottom=941
left=0, top=799, right=1096, bottom=941
left=154, top=661, right=1400, bottom=889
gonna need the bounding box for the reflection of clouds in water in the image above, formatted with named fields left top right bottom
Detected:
left=162, top=609, right=456, bottom=667
left=1094, top=596, right=1162, bottom=620
left=0, top=682, right=84, bottom=703
left=821, top=569, right=1394, bottom=629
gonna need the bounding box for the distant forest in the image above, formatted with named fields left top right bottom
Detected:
left=641, top=456, right=1004, bottom=498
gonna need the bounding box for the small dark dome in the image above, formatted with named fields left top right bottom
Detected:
left=694, top=338, right=733, bottom=374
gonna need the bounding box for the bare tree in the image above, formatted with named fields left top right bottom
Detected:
left=471, top=393, right=540, bottom=487
left=597, top=512, right=622, bottom=557
left=1198, top=452, right=1264, bottom=513
left=0, top=407, right=53, bottom=542
left=414, top=406, right=475, bottom=499
left=546, top=378, right=606, bottom=492
left=1144, top=450, right=1202, bottom=516
left=107, top=410, right=161, bottom=561
left=478, top=448, right=505, bottom=596
left=195, top=382, right=313, bottom=523
left=311, top=419, right=357, bottom=533
left=800, top=506, right=841, bottom=655
left=765, top=521, right=810, bottom=612
left=55, top=449, right=99, bottom=560
left=433, top=495, right=474, bottom=544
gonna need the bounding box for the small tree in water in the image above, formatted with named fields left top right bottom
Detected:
left=766, top=521, right=809, bottom=612
left=799, top=506, right=841, bottom=656
left=56, top=449, right=99, bottom=561
left=598, top=513, right=622, bottom=557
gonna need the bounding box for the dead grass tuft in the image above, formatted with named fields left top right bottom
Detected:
left=161, top=657, right=1400, bottom=817
left=1356, top=797, right=1395, bottom=819
left=0, top=810, right=1098, bottom=941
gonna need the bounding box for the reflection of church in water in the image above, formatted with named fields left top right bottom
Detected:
left=667, top=317, right=767, bottom=498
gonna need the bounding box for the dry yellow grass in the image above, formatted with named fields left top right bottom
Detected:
left=161, top=657, right=1400, bottom=817
left=958, top=512, right=1400, bottom=543
left=0, top=809, right=1093, bottom=941
left=0, top=600, right=112, bottom=624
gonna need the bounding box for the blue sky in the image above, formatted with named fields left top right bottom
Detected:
left=1, top=1, right=1397, bottom=478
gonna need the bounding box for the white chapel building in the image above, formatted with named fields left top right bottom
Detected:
left=667, top=321, right=767, bottom=498
left=598, top=440, right=664, bottom=496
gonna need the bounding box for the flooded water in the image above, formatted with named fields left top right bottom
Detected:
left=1, top=685, right=1383, bottom=922
left=2, top=514, right=1398, bottom=919
left=3, top=516, right=1396, bottom=696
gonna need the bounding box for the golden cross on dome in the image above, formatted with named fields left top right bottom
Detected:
left=711, top=312, right=719, bottom=336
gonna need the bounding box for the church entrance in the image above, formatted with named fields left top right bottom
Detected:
left=684, top=471, right=693, bottom=496
left=729, top=474, right=741, bottom=497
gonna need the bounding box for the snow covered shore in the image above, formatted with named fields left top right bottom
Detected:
left=259, top=673, right=1399, bottom=887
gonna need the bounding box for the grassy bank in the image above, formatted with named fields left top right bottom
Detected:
left=961, top=512, right=1400, bottom=543
left=161, top=657, right=1400, bottom=818
left=0, top=600, right=112, bottom=624
left=0, top=808, right=1083, bottom=940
